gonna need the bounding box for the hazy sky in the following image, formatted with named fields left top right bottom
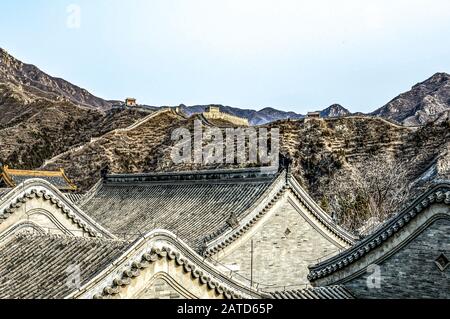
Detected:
left=1, top=0, right=450, bottom=113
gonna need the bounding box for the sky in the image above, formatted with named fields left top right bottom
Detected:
left=1, top=0, right=450, bottom=114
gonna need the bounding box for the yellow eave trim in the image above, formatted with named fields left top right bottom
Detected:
left=2, top=166, right=77, bottom=191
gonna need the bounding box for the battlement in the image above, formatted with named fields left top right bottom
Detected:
left=202, top=106, right=249, bottom=126
left=305, top=111, right=322, bottom=123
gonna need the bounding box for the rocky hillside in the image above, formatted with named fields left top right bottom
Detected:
left=30, top=100, right=448, bottom=234
left=39, top=108, right=450, bottom=232
left=0, top=48, right=112, bottom=109
left=272, top=117, right=449, bottom=196
left=4, top=47, right=449, bottom=126
left=372, top=73, right=450, bottom=126
left=43, top=109, right=186, bottom=190
left=0, top=83, right=150, bottom=169
left=42, top=109, right=449, bottom=199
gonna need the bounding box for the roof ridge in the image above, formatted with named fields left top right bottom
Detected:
left=105, top=167, right=279, bottom=184
left=0, top=182, right=114, bottom=238
left=70, top=229, right=262, bottom=299
left=203, top=170, right=287, bottom=256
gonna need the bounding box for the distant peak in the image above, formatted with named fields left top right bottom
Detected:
left=259, top=107, right=278, bottom=112
left=372, top=71, right=450, bottom=125
left=0, top=48, right=12, bottom=60
left=328, top=103, right=345, bottom=109
left=414, top=72, right=450, bottom=88
left=430, top=72, right=450, bottom=79
left=0, top=48, right=112, bottom=109
left=0, top=48, right=16, bottom=59
left=320, top=104, right=351, bottom=118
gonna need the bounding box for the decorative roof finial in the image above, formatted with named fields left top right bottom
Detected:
left=226, top=212, right=239, bottom=228
left=100, top=165, right=110, bottom=179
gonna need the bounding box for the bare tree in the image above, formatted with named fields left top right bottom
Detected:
left=324, top=156, right=411, bottom=234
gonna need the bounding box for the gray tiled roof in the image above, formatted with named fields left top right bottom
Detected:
left=0, top=234, right=129, bottom=299
left=64, top=193, right=85, bottom=205
left=81, top=170, right=277, bottom=250
left=10, top=175, right=71, bottom=189
left=268, top=286, right=354, bottom=299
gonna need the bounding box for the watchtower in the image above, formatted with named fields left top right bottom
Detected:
left=125, top=98, right=137, bottom=107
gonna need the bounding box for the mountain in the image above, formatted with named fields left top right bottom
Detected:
left=372, top=73, right=450, bottom=126
left=0, top=48, right=385, bottom=126
left=0, top=48, right=448, bottom=231
left=2, top=48, right=449, bottom=126
left=320, top=104, right=351, bottom=118
left=0, top=48, right=112, bottom=109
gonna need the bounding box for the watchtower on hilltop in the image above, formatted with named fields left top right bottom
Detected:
left=125, top=98, right=137, bottom=107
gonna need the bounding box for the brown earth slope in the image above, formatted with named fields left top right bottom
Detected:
left=42, top=112, right=449, bottom=197
left=43, top=109, right=186, bottom=190
left=0, top=84, right=150, bottom=169
left=0, top=48, right=111, bottom=109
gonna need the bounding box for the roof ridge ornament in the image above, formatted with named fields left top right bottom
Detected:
left=279, top=153, right=292, bottom=171
left=226, top=212, right=239, bottom=229
left=100, top=165, right=110, bottom=179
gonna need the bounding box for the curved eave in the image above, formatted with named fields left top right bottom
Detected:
left=1, top=166, right=77, bottom=191
left=267, top=285, right=355, bottom=299
left=203, top=170, right=287, bottom=256
left=0, top=168, right=16, bottom=188
left=69, top=229, right=263, bottom=300
left=204, top=171, right=356, bottom=257
left=60, top=169, right=78, bottom=191
left=0, top=178, right=115, bottom=239
left=308, top=183, right=450, bottom=283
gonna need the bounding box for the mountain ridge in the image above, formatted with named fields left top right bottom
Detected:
left=372, top=72, right=450, bottom=126
left=1, top=47, right=449, bottom=126
left=0, top=48, right=112, bottom=109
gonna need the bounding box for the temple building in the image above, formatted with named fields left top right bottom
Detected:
left=0, top=161, right=448, bottom=299
left=0, top=166, right=77, bottom=191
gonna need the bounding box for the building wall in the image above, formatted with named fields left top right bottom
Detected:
left=135, top=276, right=184, bottom=299
left=343, top=217, right=450, bottom=299
left=217, top=201, right=340, bottom=289
left=0, top=197, right=92, bottom=237
left=93, top=257, right=232, bottom=300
